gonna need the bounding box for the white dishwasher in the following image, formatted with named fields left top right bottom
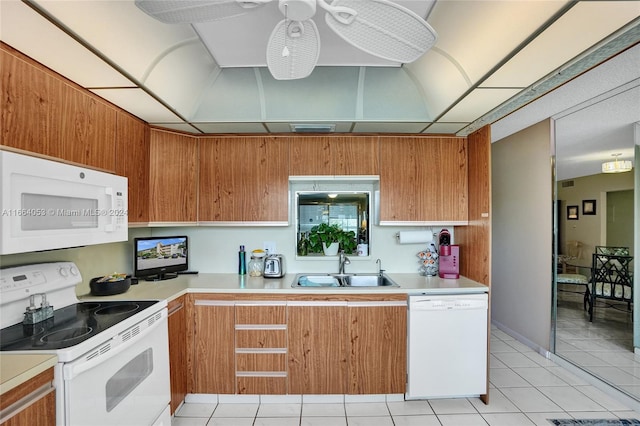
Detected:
left=406, top=293, right=488, bottom=399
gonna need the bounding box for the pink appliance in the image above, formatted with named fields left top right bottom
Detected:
left=438, top=229, right=460, bottom=278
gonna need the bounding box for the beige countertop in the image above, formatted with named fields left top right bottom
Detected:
left=78, top=273, right=488, bottom=303
left=0, top=353, right=57, bottom=395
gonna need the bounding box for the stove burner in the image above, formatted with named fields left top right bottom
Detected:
left=94, top=303, right=139, bottom=316
left=79, top=302, right=101, bottom=311
left=40, top=327, right=93, bottom=344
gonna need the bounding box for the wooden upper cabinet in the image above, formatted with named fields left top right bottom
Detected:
left=288, top=136, right=378, bottom=176
left=199, top=136, right=289, bottom=223
left=115, top=111, right=149, bottom=223
left=379, top=136, right=468, bottom=223
left=149, top=129, right=198, bottom=223
left=60, top=86, right=116, bottom=171
left=1, top=46, right=64, bottom=158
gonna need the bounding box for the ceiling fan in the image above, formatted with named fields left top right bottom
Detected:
left=135, top=0, right=437, bottom=80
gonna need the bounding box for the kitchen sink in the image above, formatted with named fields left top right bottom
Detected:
left=293, top=273, right=399, bottom=288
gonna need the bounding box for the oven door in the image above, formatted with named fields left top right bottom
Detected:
left=60, top=313, right=170, bottom=426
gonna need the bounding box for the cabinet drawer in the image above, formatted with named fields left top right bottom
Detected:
left=236, top=352, right=286, bottom=371
left=235, top=303, right=286, bottom=325
left=237, top=375, right=287, bottom=394
left=236, top=328, right=286, bottom=348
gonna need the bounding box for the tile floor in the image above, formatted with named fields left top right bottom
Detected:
left=172, top=322, right=640, bottom=426
left=556, top=285, right=640, bottom=399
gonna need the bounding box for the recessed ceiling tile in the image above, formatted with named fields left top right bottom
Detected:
left=405, top=50, right=472, bottom=119
left=424, top=122, right=469, bottom=134
left=145, top=42, right=218, bottom=118
left=352, top=122, right=429, bottom=133
left=0, top=1, right=132, bottom=88
left=192, top=68, right=262, bottom=121
left=32, top=0, right=202, bottom=80
left=90, top=88, right=183, bottom=123
left=482, top=1, right=640, bottom=88
left=193, top=123, right=269, bottom=134
left=429, top=0, right=570, bottom=83
left=265, top=122, right=353, bottom=133
left=362, top=68, right=430, bottom=120
left=439, top=88, right=521, bottom=123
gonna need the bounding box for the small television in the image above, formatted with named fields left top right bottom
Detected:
left=134, top=236, right=188, bottom=281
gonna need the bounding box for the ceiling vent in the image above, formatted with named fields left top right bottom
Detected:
left=561, top=180, right=575, bottom=188
left=290, top=124, right=336, bottom=133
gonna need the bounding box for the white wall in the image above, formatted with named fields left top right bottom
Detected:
left=491, top=119, right=553, bottom=351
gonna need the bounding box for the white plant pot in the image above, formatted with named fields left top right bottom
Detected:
left=322, top=242, right=340, bottom=256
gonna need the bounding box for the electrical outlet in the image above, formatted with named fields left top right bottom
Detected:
left=263, top=241, right=276, bottom=254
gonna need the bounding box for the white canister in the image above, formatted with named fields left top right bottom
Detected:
left=357, top=244, right=368, bottom=256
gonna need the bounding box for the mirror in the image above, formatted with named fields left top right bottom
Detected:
left=295, top=191, right=370, bottom=256
left=553, top=86, right=638, bottom=400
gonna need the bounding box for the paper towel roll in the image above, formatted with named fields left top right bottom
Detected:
left=397, top=231, right=432, bottom=244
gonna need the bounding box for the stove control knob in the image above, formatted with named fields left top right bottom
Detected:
left=59, top=267, right=69, bottom=277
left=69, top=265, right=79, bottom=276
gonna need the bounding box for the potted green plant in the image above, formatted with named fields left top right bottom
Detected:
left=307, top=223, right=357, bottom=256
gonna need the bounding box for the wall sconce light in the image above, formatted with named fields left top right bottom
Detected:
left=601, top=153, right=632, bottom=173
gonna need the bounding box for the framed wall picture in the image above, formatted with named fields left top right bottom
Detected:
left=567, top=205, right=579, bottom=220
left=582, top=199, right=596, bottom=215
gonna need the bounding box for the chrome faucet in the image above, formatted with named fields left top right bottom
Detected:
left=376, top=258, right=384, bottom=275
left=338, top=250, right=351, bottom=275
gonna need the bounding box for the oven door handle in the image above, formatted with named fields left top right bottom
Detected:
left=63, top=312, right=167, bottom=381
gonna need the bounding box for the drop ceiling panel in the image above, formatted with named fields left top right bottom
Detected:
left=362, top=68, right=429, bottom=120
left=144, top=41, right=218, bottom=118
left=192, top=68, right=262, bottom=121
left=405, top=50, right=474, bottom=119
left=90, top=88, right=184, bottom=123
left=429, top=0, right=570, bottom=84
left=425, top=122, right=469, bottom=135
left=32, top=0, right=203, bottom=81
left=482, top=1, right=640, bottom=88
left=261, top=67, right=359, bottom=121
left=439, top=88, right=521, bottom=123
left=193, top=123, right=268, bottom=134
left=352, top=122, right=429, bottom=134
left=0, top=1, right=132, bottom=88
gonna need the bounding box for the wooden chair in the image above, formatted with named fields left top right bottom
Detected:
left=588, top=253, right=634, bottom=322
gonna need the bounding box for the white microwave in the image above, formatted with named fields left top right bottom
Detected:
left=0, top=150, right=128, bottom=254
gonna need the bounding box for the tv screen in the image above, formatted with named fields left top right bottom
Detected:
left=134, top=236, right=188, bottom=281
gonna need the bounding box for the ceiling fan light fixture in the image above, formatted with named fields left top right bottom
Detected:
left=601, top=153, right=633, bottom=173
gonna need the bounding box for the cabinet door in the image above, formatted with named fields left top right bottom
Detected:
left=1, top=46, right=64, bottom=159
left=167, top=296, right=187, bottom=414
left=149, top=129, right=198, bottom=223
left=0, top=369, right=55, bottom=426
left=288, top=136, right=378, bottom=176
left=288, top=302, right=348, bottom=394
left=192, top=300, right=235, bottom=394
left=199, top=136, right=289, bottom=223
left=60, top=86, right=116, bottom=171
left=348, top=301, right=407, bottom=394
left=115, top=111, right=149, bottom=224
left=379, top=136, right=468, bottom=223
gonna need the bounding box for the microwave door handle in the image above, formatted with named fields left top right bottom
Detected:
left=104, top=187, right=115, bottom=232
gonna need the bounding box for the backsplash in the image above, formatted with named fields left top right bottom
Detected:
left=1, top=225, right=455, bottom=295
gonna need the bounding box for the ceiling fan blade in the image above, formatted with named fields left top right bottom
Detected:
left=323, top=0, right=437, bottom=63
left=135, top=0, right=270, bottom=24
left=266, top=19, right=320, bottom=80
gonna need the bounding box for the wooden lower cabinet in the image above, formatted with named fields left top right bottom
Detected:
left=348, top=301, right=407, bottom=394
left=0, top=368, right=55, bottom=426
left=288, top=302, right=349, bottom=394
left=191, top=298, right=236, bottom=394
left=188, top=294, right=407, bottom=396
left=168, top=296, right=187, bottom=414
